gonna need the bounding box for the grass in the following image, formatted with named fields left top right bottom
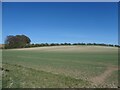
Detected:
left=0, top=49, right=2, bottom=89
left=2, top=46, right=118, bottom=88
left=2, top=63, right=91, bottom=88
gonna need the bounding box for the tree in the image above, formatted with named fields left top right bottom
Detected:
left=5, top=35, right=31, bottom=49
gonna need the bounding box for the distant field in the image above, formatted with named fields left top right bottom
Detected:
left=0, top=44, right=4, bottom=48
left=2, top=46, right=118, bottom=88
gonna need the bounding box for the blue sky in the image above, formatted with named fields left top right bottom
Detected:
left=2, top=2, right=118, bottom=44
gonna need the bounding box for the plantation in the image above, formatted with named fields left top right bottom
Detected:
left=2, top=46, right=118, bottom=88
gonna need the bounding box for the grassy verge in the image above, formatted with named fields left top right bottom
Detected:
left=2, top=63, right=91, bottom=88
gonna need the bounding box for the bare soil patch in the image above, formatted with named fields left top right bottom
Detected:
left=10, top=46, right=118, bottom=53
left=90, top=66, right=118, bottom=86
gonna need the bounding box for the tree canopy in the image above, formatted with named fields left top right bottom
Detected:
left=5, top=35, right=31, bottom=49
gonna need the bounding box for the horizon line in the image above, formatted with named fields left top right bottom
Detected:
left=0, top=42, right=119, bottom=45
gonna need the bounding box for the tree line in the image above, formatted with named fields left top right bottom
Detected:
left=3, top=35, right=120, bottom=49
left=23, top=43, right=119, bottom=48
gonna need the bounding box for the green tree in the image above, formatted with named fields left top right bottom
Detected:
left=5, top=35, right=31, bottom=49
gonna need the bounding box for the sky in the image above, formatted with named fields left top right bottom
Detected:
left=2, top=2, right=118, bottom=44
left=0, top=2, right=2, bottom=44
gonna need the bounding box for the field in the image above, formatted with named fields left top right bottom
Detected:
left=2, top=46, right=118, bottom=88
